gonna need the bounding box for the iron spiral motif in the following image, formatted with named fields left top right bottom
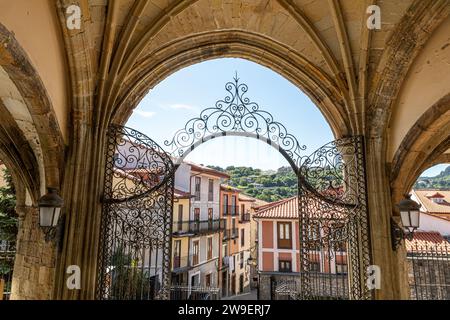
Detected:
left=97, top=76, right=372, bottom=301
left=298, top=136, right=371, bottom=300
left=164, top=74, right=307, bottom=168
left=97, top=125, right=174, bottom=300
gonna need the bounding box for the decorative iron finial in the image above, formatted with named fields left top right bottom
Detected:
left=164, top=74, right=307, bottom=168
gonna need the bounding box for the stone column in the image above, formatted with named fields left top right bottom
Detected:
left=10, top=205, right=58, bottom=300
left=365, top=136, right=410, bottom=299
left=53, top=118, right=107, bottom=300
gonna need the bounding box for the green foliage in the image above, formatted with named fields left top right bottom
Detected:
left=109, top=246, right=156, bottom=299
left=414, top=165, right=450, bottom=190
left=0, top=168, right=17, bottom=240
left=209, top=165, right=298, bottom=202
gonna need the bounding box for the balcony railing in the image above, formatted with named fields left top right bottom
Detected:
left=239, top=213, right=251, bottom=223
left=222, top=205, right=239, bottom=216
left=170, top=286, right=220, bottom=300
left=223, top=228, right=239, bottom=240
left=172, top=255, right=190, bottom=270
left=222, top=256, right=230, bottom=267
left=173, top=219, right=225, bottom=236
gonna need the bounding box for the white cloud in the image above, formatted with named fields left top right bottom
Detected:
left=166, top=104, right=198, bottom=111
left=134, top=110, right=156, bottom=118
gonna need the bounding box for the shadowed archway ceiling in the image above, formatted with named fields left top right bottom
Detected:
left=59, top=0, right=449, bottom=137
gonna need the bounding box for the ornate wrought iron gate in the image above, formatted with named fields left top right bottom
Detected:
left=98, top=75, right=371, bottom=300
left=298, top=136, right=371, bottom=299
left=97, top=126, right=174, bottom=300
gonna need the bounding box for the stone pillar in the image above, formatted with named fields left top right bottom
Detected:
left=10, top=206, right=58, bottom=300
left=365, top=136, right=410, bottom=299
left=53, top=119, right=107, bottom=300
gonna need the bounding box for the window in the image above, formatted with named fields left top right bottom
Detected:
left=207, top=237, right=213, bottom=260
left=308, top=224, right=321, bottom=240
left=194, top=208, right=200, bottom=221
left=222, top=243, right=228, bottom=258
left=208, top=208, right=213, bottom=221
left=232, top=218, right=237, bottom=244
left=174, top=240, right=181, bottom=268
left=241, top=228, right=245, bottom=247
left=336, top=263, right=348, bottom=274
left=279, top=260, right=292, bottom=272
left=208, top=179, right=214, bottom=201
left=223, top=194, right=229, bottom=215
left=310, top=262, right=320, bottom=272
left=432, top=197, right=444, bottom=204
left=177, top=204, right=183, bottom=231
left=231, top=196, right=237, bottom=215
left=277, top=222, right=292, bottom=249
left=194, top=177, right=201, bottom=201
left=240, top=251, right=244, bottom=269
left=192, top=240, right=199, bottom=265
left=205, top=274, right=211, bottom=287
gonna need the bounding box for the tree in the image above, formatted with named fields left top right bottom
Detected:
left=0, top=168, right=17, bottom=241
left=0, top=168, right=17, bottom=285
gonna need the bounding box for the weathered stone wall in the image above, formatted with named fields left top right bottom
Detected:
left=10, top=206, right=57, bottom=300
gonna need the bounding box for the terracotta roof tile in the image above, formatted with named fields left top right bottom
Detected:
left=254, top=197, right=298, bottom=219
left=413, top=190, right=450, bottom=214
left=254, top=196, right=349, bottom=220
left=405, top=231, right=450, bottom=252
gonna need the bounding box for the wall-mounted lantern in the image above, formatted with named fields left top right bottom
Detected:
left=38, top=188, right=64, bottom=242
left=391, top=194, right=421, bottom=250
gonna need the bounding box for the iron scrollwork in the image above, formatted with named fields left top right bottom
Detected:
left=97, top=125, right=174, bottom=300
left=164, top=74, right=307, bottom=169
left=298, top=136, right=371, bottom=300
left=98, top=75, right=372, bottom=301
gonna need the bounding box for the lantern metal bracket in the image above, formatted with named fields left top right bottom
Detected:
left=391, top=217, right=414, bottom=251
left=41, top=215, right=65, bottom=244
left=42, top=226, right=57, bottom=242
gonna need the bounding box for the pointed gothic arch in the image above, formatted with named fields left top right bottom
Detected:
left=98, top=75, right=371, bottom=300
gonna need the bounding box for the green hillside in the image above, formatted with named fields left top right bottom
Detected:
left=414, top=165, right=450, bottom=189
left=208, top=165, right=297, bottom=202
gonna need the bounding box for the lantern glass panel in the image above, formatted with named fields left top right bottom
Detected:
left=40, top=207, right=55, bottom=227
left=400, top=211, right=411, bottom=228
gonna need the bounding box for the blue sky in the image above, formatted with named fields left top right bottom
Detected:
left=126, top=57, right=448, bottom=176
left=126, top=58, right=333, bottom=170
left=421, top=164, right=449, bottom=177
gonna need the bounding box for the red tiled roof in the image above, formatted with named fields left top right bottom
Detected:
left=238, top=194, right=269, bottom=207
left=174, top=189, right=193, bottom=199
left=425, top=192, right=445, bottom=198
left=220, top=184, right=241, bottom=193
left=253, top=197, right=299, bottom=219
left=188, top=163, right=230, bottom=179
left=405, top=231, right=450, bottom=252
left=413, top=190, right=450, bottom=214
left=254, top=196, right=347, bottom=220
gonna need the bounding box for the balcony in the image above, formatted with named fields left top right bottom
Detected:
left=223, top=228, right=239, bottom=240
left=222, top=205, right=239, bottom=216
left=173, top=253, right=217, bottom=271
left=172, top=255, right=190, bottom=271
left=220, top=256, right=230, bottom=270
left=239, top=213, right=251, bottom=223
left=173, top=219, right=225, bottom=236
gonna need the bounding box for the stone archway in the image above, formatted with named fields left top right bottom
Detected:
left=98, top=75, right=371, bottom=300
left=391, top=93, right=450, bottom=204
left=0, top=22, right=64, bottom=300
left=50, top=0, right=450, bottom=300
